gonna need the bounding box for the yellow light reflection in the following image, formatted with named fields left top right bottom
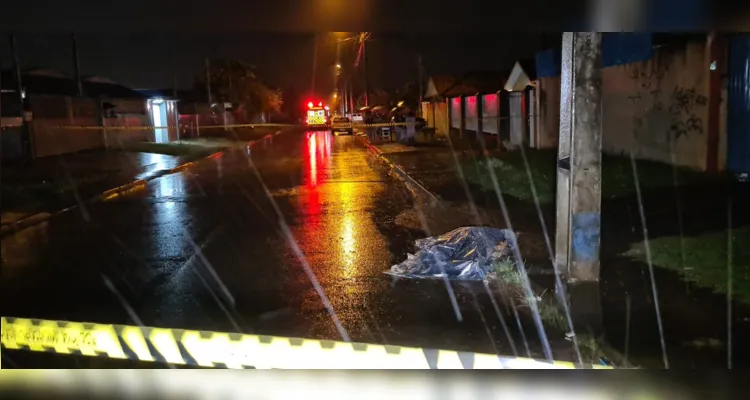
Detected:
left=339, top=181, right=356, bottom=280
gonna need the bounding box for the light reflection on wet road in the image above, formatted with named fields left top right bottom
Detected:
left=0, top=129, right=572, bottom=363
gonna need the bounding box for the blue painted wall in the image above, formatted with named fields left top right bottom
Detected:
left=535, top=33, right=653, bottom=78
left=727, top=34, right=750, bottom=175
left=601, top=33, right=653, bottom=67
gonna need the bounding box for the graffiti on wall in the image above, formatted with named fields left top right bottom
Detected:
left=626, top=52, right=707, bottom=152
left=668, top=86, right=707, bottom=139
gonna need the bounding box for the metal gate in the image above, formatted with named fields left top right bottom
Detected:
left=728, top=34, right=750, bottom=176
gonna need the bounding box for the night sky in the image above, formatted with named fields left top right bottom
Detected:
left=0, top=1, right=555, bottom=99
left=1, top=33, right=543, bottom=93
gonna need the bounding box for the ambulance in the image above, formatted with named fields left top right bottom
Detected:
left=305, top=101, right=331, bottom=130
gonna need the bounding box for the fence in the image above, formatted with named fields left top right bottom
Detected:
left=30, top=95, right=102, bottom=158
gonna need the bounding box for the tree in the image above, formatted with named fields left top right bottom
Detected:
left=355, top=89, right=390, bottom=109
left=395, top=81, right=420, bottom=111
left=194, top=59, right=282, bottom=120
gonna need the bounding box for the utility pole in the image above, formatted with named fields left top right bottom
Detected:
left=71, top=32, right=83, bottom=97
left=205, top=58, right=212, bottom=105
left=362, top=34, right=369, bottom=107
left=311, top=33, right=319, bottom=97
left=555, top=33, right=603, bottom=334
left=9, top=34, right=32, bottom=162
left=342, top=76, right=348, bottom=115
left=334, top=39, right=341, bottom=94
left=171, top=46, right=177, bottom=99
left=417, top=54, right=424, bottom=117
left=348, top=76, right=354, bottom=114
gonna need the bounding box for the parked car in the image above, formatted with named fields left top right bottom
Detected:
left=331, top=116, right=354, bottom=135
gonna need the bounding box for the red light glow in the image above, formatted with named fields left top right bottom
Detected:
left=318, top=102, right=322, bottom=107
left=308, top=102, right=314, bottom=108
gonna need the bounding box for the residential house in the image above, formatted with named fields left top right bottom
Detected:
left=422, top=75, right=457, bottom=137
left=503, top=59, right=540, bottom=147
left=1, top=68, right=152, bottom=159
left=422, top=72, right=509, bottom=138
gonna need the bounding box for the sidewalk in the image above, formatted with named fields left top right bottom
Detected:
left=0, top=137, right=244, bottom=226
left=1, top=150, right=183, bottom=225
left=369, top=130, right=750, bottom=368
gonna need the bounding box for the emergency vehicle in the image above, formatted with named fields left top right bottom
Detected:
left=305, top=101, right=331, bottom=130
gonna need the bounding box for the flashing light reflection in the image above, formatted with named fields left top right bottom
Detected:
left=308, top=133, right=317, bottom=188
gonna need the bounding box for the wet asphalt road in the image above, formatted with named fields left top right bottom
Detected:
left=1, top=128, right=574, bottom=366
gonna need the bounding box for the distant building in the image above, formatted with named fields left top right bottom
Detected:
left=0, top=68, right=160, bottom=160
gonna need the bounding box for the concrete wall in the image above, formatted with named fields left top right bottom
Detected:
left=421, top=100, right=449, bottom=137
left=534, top=39, right=724, bottom=171
left=464, top=95, right=478, bottom=132
left=421, top=102, right=433, bottom=127
left=450, top=97, right=461, bottom=129
left=536, top=75, right=561, bottom=149
left=103, top=115, right=151, bottom=148
left=602, top=41, right=713, bottom=170
left=434, top=100, right=449, bottom=137
left=1, top=117, right=25, bottom=162
left=481, top=94, right=500, bottom=134
left=32, top=118, right=102, bottom=158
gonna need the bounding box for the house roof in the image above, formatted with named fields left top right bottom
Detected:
left=135, top=88, right=198, bottom=101
left=1, top=69, right=146, bottom=99
left=1, top=69, right=77, bottom=96
left=504, top=58, right=537, bottom=91
left=424, top=75, right=459, bottom=98
left=442, top=71, right=509, bottom=97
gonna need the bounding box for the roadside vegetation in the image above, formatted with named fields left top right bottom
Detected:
left=490, top=258, right=621, bottom=366
left=463, top=148, right=714, bottom=204
left=625, top=227, right=750, bottom=304
left=1, top=172, right=109, bottom=214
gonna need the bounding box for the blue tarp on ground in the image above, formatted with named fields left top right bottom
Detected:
left=386, top=226, right=516, bottom=280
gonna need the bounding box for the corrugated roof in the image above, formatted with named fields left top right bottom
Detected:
left=430, top=75, right=459, bottom=94
left=1, top=69, right=76, bottom=96
left=442, top=71, right=509, bottom=97
left=1, top=69, right=146, bottom=99
left=84, top=81, right=145, bottom=99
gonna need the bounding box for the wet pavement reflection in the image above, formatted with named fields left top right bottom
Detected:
left=0, top=128, right=573, bottom=366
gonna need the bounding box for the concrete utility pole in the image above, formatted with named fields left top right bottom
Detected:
left=9, top=33, right=32, bottom=162
left=554, top=33, right=603, bottom=331
left=362, top=33, right=369, bottom=108
left=311, top=33, right=319, bottom=97
left=71, top=32, right=83, bottom=97
left=417, top=54, right=424, bottom=117
left=205, top=58, right=212, bottom=105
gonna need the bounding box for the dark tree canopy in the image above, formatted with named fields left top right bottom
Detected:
left=194, top=59, right=282, bottom=115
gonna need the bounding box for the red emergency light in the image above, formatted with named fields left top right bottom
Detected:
left=318, top=102, right=322, bottom=107
left=308, top=101, right=314, bottom=108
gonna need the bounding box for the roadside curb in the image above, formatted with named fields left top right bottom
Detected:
left=358, top=136, right=625, bottom=368
left=0, top=131, right=284, bottom=238
left=358, top=136, right=439, bottom=205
